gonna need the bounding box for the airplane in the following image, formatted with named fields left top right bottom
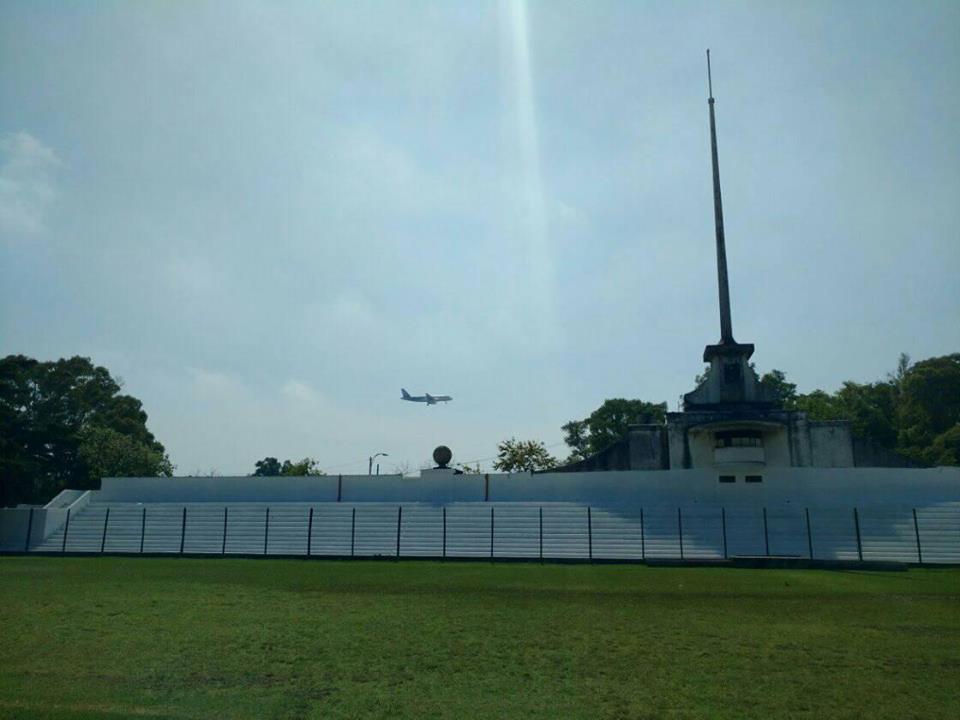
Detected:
left=401, top=388, right=452, bottom=405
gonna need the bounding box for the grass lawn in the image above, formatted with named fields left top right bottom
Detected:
left=0, top=558, right=958, bottom=719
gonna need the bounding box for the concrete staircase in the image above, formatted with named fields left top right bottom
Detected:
left=14, top=500, right=960, bottom=563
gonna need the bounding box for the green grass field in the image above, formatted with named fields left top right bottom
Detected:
left=1, top=558, right=958, bottom=720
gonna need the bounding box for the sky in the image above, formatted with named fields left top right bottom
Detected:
left=1, top=1, right=958, bottom=475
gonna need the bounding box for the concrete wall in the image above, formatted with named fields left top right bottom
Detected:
left=0, top=509, right=32, bottom=551
left=341, top=474, right=485, bottom=503
left=86, top=467, right=960, bottom=510
left=0, top=506, right=74, bottom=550
left=97, top=476, right=341, bottom=503
left=763, top=427, right=792, bottom=466
left=808, top=423, right=855, bottom=467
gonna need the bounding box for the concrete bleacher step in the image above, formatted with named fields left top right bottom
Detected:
left=18, top=501, right=960, bottom=564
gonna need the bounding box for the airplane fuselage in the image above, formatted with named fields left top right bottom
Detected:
left=401, top=389, right=452, bottom=405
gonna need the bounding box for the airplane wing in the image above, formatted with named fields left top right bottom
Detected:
left=425, top=393, right=436, bottom=405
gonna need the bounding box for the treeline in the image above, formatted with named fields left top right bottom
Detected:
left=250, top=457, right=324, bottom=476
left=761, top=353, right=959, bottom=466
left=0, top=356, right=173, bottom=507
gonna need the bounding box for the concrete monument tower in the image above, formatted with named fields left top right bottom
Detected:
left=551, top=52, right=917, bottom=474
left=682, top=50, right=778, bottom=411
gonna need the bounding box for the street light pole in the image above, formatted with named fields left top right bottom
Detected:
left=368, top=452, right=388, bottom=475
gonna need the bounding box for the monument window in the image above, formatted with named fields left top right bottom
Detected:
left=718, top=475, right=735, bottom=483
left=745, top=475, right=763, bottom=483
left=714, top=430, right=762, bottom=449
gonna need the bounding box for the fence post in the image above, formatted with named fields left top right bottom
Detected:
left=264, top=507, right=270, bottom=555
left=678, top=508, right=684, bottom=560
left=763, top=507, right=770, bottom=556
left=489, top=506, right=495, bottom=559
left=539, top=507, right=543, bottom=562
left=640, top=507, right=645, bottom=561
left=140, top=507, right=146, bottom=554
left=180, top=507, right=187, bottom=555
left=484, top=474, right=490, bottom=502
left=442, top=506, right=447, bottom=560
left=222, top=507, right=228, bottom=554
left=396, top=506, right=402, bottom=559
left=100, top=507, right=111, bottom=554
left=587, top=507, right=593, bottom=562
left=912, top=508, right=923, bottom=565
left=307, top=507, right=314, bottom=557
left=721, top=507, right=727, bottom=559
left=24, top=507, right=34, bottom=552
left=350, top=507, right=356, bottom=557
left=805, top=507, right=813, bottom=560
left=62, top=507, right=71, bottom=554
left=853, top=507, right=863, bottom=562
left=337, top=475, right=342, bottom=502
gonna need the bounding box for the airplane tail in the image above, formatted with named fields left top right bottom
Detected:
left=401, top=388, right=411, bottom=399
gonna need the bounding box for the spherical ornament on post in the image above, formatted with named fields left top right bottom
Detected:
left=432, top=445, right=452, bottom=469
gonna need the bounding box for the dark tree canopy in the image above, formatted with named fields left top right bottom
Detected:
left=562, top=398, right=667, bottom=461
left=253, top=457, right=283, bottom=476
left=768, top=353, right=959, bottom=467
left=759, top=369, right=798, bottom=407
left=252, top=456, right=324, bottom=476
left=0, top=355, right=173, bottom=507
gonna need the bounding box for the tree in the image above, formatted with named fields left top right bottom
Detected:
left=560, top=419, right=589, bottom=461
left=926, top=425, right=960, bottom=466
left=253, top=456, right=325, bottom=476
left=562, top=398, right=667, bottom=460
left=794, top=389, right=843, bottom=421
left=897, top=354, right=960, bottom=464
left=760, top=369, right=798, bottom=408
left=0, top=355, right=172, bottom=507
left=493, top=438, right=558, bottom=473
left=253, top=457, right=282, bottom=476
left=773, top=354, right=959, bottom=466
left=78, top=426, right=174, bottom=484
left=834, top=381, right=898, bottom=449
left=280, top=457, right=324, bottom=476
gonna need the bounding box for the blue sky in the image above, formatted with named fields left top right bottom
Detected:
left=2, top=1, right=958, bottom=474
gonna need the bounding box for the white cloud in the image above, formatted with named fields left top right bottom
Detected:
left=186, top=366, right=242, bottom=396
left=0, top=132, right=63, bottom=237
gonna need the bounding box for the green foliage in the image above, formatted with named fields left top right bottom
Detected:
left=779, top=353, right=959, bottom=466
left=253, top=457, right=283, bottom=476
left=759, top=369, right=797, bottom=408
left=253, top=456, right=324, bottom=476
left=793, top=389, right=842, bottom=420
left=896, top=353, right=960, bottom=465
left=835, top=381, right=898, bottom=449
left=563, top=398, right=667, bottom=460
left=0, top=355, right=172, bottom=506
left=280, top=457, right=324, bottom=476
left=493, top=438, right=558, bottom=472
left=78, top=426, right=174, bottom=483
left=927, top=424, right=960, bottom=466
